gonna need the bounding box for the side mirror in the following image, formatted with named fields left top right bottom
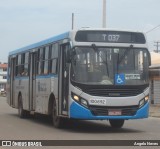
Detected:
left=147, top=51, right=151, bottom=66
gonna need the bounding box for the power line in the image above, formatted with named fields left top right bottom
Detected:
left=146, top=25, right=160, bottom=52
left=146, top=25, right=160, bottom=34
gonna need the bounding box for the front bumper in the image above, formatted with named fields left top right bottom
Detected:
left=70, top=101, right=149, bottom=120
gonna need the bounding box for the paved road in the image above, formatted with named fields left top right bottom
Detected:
left=0, top=96, right=160, bottom=149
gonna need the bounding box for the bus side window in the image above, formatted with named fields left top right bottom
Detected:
left=16, top=54, right=22, bottom=76
left=37, top=48, right=45, bottom=75
left=44, top=46, right=49, bottom=74
left=50, top=43, right=58, bottom=74
left=21, top=53, right=25, bottom=75
left=24, top=52, right=29, bottom=76
left=15, top=55, right=18, bottom=76
left=37, top=49, right=40, bottom=75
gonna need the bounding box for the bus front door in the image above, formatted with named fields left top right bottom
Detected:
left=10, top=57, right=16, bottom=107
left=29, top=52, right=36, bottom=111
left=58, top=43, right=70, bottom=116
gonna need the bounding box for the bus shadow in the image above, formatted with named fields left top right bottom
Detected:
left=9, top=113, right=144, bottom=134
left=61, top=119, right=144, bottom=134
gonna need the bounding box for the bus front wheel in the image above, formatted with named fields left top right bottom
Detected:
left=109, top=119, right=124, bottom=128
left=52, top=100, right=64, bottom=128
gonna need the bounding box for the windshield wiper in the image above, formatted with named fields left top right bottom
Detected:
left=116, top=45, right=133, bottom=74
left=118, top=45, right=133, bottom=64
left=92, top=44, right=109, bottom=76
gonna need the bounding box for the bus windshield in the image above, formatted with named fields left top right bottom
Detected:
left=71, top=47, right=149, bottom=86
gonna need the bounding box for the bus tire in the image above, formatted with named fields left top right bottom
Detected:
left=52, top=100, right=63, bottom=128
left=18, top=95, right=29, bottom=118
left=109, top=119, right=124, bottom=128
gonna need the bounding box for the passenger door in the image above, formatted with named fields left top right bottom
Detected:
left=58, top=43, right=70, bottom=116
left=29, top=51, right=37, bottom=111
left=10, top=57, right=16, bottom=107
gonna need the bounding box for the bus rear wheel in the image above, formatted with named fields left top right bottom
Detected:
left=52, top=100, right=64, bottom=128
left=109, top=119, right=124, bottom=128
left=18, top=95, right=29, bottom=118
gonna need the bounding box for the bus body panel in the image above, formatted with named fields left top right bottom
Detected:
left=35, top=75, right=58, bottom=114
left=69, top=100, right=149, bottom=120
left=10, top=75, right=59, bottom=114
left=14, top=77, right=29, bottom=110
left=78, top=92, right=146, bottom=107
left=7, top=29, right=150, bottom=125
left=69, top=85, right=149, bottom=119
left=36, top=77, right=49, bottom=114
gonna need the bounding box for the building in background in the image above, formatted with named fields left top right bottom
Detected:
left=149, top=52, right=160, bottom=104
left=0, top=63, right=7, bottom=91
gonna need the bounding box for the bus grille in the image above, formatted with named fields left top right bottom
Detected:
left=84, top=89, right=142, bottom=97
left=89, top=105, right=139, bottom=116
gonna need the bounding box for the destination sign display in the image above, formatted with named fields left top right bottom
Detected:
left=75, top=31, right=146, bottom=44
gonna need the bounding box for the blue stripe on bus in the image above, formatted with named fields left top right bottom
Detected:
left=36, top=74, right=58, bottom=79
left=70, top=101, right=149, bottom=120
left=15, top=76, right=29, bottom=80
left=14, top=74, right=58, bottom=80
left=9, top=32, right=69, bottom=56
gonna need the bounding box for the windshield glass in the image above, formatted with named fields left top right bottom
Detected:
left=71, top=47, right=149, bottom=85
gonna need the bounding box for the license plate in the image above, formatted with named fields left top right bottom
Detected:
left=108, top=110, right=122, bottom=116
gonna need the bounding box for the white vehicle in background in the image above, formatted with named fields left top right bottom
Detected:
left=0, top=88, right=6, bottom=96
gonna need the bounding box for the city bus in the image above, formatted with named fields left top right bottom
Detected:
left=7, top=28, right=151, bottom=128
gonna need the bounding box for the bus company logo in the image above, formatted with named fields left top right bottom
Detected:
left=2, top=141, right=12, bottom=146
left=38, top=82, right=47, bottom=92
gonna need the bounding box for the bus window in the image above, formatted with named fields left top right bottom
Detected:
left=15, top=54, right=22, bottom=76
left=18, top=54, right=22, bottom=76
left=24, top=52, right=29, bottom=76
left=15, top=55, right=18, bottom=76
left=21, top=53, right=25, bottom=75
left=18, top=54, right=21, bottom=65
left=44, top=46, right=49, bottom=74
left=37, top=48, right=45, bottom=75
left=50, top=43, right=58, bottom=74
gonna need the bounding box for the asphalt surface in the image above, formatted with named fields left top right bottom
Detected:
left=0, top=96, right=160, bottom=149
left=149, top=104, right=160, bottom=117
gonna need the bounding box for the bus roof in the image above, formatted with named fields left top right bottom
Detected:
left=9, top=28, right=146, bottom=56
left=73, top=28, right=145, bottom=34
left=9, top=32, right=69, bottom=56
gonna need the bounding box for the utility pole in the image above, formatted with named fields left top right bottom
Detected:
left=154, top=41, right=160, bottom=53
left=102, top=0, right=106, bottom=28
left=72, top=13, right=74, bottom=30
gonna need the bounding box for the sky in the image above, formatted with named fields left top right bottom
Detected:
left=0, top=0, right=160, bottom=62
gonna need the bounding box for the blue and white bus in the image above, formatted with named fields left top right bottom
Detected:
left=7, top=28, right=151, bottom=128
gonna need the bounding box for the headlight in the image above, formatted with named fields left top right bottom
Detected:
left=139, top=95, right=149, bottom=108
left=81, top=98, right=88, bottom=107
left=144, top=95, right=149, bottom=101
left=139, top=99, right=145, bottom=108
left=73, top=95, right=80, bottom=102
left=71, top=92, right=88, bottom=108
